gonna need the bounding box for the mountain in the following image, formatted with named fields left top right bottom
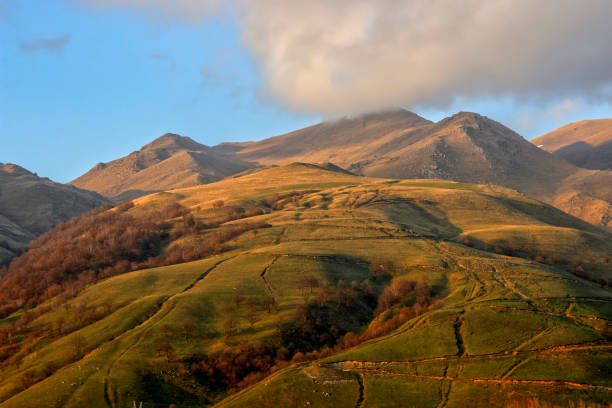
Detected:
left=216, top=109, right=612, bottom=229
left=70, top=110, right=612, bottom=229
left=0, top=164, right=610, bottom=407
left=70, top=133, right=253, bottom=201
left=0, top=163, right=109, bottom=264
left=219, top=111, right=574, bottom=194
left=532, top=119, right=612, bottom=170
left=214, top=108, right=434, bottom=170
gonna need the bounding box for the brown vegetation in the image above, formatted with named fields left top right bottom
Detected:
left=0, top=203, right=270, bottom=318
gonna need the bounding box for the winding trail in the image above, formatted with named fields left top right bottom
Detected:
left=324, top=341, right=612, bottom=368
left=343, top=368, right=612, bottom=392
left=491, top=265, right=530, bottom=301
left=103, top=256, right=233, bottom=408
left=500, top=356, right=532, bottom=380
left=437, top=379, right=452, bottom=408
left=437, top=361, right=452, bottom=408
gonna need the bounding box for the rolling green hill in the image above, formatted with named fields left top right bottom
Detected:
left=0, top=163, right=610, bottom=407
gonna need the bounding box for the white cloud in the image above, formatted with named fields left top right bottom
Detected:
left=542, top=99, right=582, bottom=121
left=75, top=0, right=612, bottom=115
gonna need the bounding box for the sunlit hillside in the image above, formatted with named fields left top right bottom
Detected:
left=0, top=164, right=610, bottom=408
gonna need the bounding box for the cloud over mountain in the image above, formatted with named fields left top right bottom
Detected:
left=77, top=0, right=612, bottom=115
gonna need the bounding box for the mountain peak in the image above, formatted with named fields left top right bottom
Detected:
left=340, top=108, right=432, bottom=127
left=141, top=133, right=207, bottom=152
left=444, top=111, right=488, bottom=124
left=0, top=163, right=35, bottom=177
left=438, top=111, right=522, bottom=138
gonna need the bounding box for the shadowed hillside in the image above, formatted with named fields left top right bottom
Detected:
left=0, top=164, right=109, bottom=264
left=532, top=119, right=612, bottom=170
left=0, top=164, right=610, bottom=407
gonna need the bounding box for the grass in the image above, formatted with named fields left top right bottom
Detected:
left=1, top=163, right=611, bottom=407
left=216, top=364, right=359, bottom=408
left=360, top=373, right=443, bottom=407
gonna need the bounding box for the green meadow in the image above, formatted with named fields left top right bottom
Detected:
left=1, top=164, right=610, bottom=407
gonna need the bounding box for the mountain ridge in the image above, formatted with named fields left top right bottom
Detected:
left=0, top=163, right=110, bottom=263
left=70, top=109, right=612, bottom=229
left=70, top=133, right=254, bottom=201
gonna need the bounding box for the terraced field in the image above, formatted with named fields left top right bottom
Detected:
left=0, top=164, right=610, bottom=407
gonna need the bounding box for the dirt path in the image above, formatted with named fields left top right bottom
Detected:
left=490, top=265, right=530, bottom=301
left=436, top=364, right=452, bottom=408
left=324, top=341, right=612, bottom=368
left=346, top=367, right=612, bottom=392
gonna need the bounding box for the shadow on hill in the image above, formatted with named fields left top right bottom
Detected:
left=113, top=189, right=160, bottom=202
left=555, top=140, right=612, bottom=170
left=365, top=197, right=462, bottom=238
left=554, top=141, right=593, bottom=156
left=487, top=194, right=601, bottom=233
left=137, top=371, right=209, bottom=408
left=318, top=254, right=371, bottom=285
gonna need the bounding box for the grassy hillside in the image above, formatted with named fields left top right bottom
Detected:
left=0, top=164, right=610, bottom=407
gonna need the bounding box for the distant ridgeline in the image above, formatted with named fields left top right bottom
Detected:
left=72, top=110, right=612, bottom=230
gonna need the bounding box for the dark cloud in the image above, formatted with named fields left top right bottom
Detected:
left=20, top=34, right=71, bottom=53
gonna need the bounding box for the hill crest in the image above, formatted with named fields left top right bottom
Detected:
left=70, top=110, right=612, bottom=229
left=71, top=133, right=253, bottom=201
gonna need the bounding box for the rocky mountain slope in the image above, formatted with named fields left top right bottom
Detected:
left=218, top=110, right=612, bottom=229
left=70, top=110, right=612, bottom=229
left=532, top=119, right=612, bottom=170
left=0, top=164, right=109, bottom=264
left=70, top=134, right=253, bottom=201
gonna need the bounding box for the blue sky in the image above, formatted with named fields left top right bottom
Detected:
left=1, top=0, right=611, bottom=182
left=0, top=0, right=317, bottom=181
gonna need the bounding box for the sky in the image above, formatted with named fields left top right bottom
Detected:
left=1, top=0, right=612, bottom=182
